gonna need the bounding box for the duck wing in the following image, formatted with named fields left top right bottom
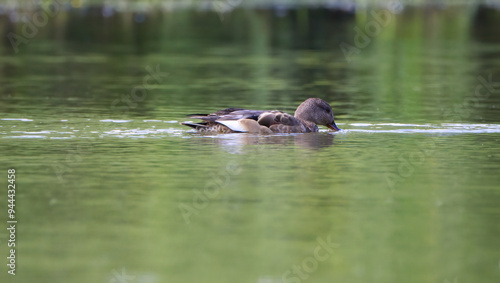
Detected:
left=185, top=108, right=306, bottom=133
left=188, top=109, right=266, bottom=122
left=268, top=112, right=315, bottom=133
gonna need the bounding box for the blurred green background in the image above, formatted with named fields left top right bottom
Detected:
left=0, top=1, right=500, bottom=283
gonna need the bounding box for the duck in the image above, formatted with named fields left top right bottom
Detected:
left=181, top=98, right=341, bottom=134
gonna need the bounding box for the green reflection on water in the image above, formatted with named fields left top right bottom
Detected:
left=0, top=4, right=500, bottom=283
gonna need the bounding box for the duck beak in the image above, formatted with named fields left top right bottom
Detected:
left=327, top=122, right=341, bottom=132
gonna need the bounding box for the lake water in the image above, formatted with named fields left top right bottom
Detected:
left=0, top=2, right=500, bottom=283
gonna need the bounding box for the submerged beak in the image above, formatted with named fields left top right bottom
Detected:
left=327, top=122, right=341, bottom=132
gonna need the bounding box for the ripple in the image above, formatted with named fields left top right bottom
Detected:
left=344, top=123, right=500, bottom=134
left=3, top=123, right=499, bottom=140
left=349, top=123, right=372, bottom=127
left=2, top=118, right=33, bottom=122
left=377, top=123, right=436, bottom=127
left=11, top=130, right=53, bottom=134
left=56, top=131, right=74, bottom=134
left=99, top=119, right=133, bottom=123
left=101, top=128, right=184, bottom=138
left=4, top=135, right=47, bottom=139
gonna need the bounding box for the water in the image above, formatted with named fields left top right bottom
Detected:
left=1, top=2, right=500, bottom=283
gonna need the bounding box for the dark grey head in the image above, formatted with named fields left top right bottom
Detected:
left=294, top=98, right=340, bottom=131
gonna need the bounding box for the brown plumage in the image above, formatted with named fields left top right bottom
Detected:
left=181, top=98, right=341, bottom=134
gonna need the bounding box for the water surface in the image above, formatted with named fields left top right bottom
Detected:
left=1, top=2, right=500, bottom=283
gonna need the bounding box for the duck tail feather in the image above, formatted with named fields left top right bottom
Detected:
left=188, top=115, right=220, bottom=122
left=186, top=113, right=209, bottom=117
left=180, top=122, right=208, bottom=129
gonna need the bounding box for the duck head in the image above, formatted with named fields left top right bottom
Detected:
left=294, top=98, right=341, bottom=131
